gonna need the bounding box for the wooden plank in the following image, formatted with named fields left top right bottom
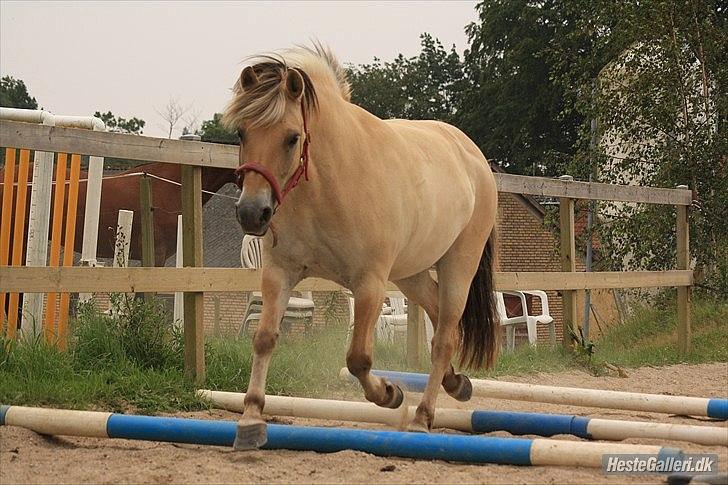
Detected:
left=139, top=174, right=155, bottom=270
left=495, top=173, right=692, bottom=206
left=56, top=154, right=81, bottom=350
left=560, top=195, right=577, bottom=348
left=2, top=120, right=693, bottom=206
left=181, top=165, right=205, bottom=382
left=0, top=268, right=693, bottom=293
left=0, top=120, right=238, bottom=169
left=406, top=304, right=426, bottom=367
left=676, top=203, right=691, bottom=356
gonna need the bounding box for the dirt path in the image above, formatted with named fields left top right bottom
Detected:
left=2, top=363, right=727, bottom=484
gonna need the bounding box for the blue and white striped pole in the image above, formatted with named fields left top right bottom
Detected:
left=0, top=405, right=681, bottom=468
left=201, top=390, right=728, bottom=446
left=340, top=369, right=728, bottom=421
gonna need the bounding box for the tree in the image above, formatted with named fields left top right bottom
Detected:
left=348, top=34, right=465, bottom=123
left=0, top=76, right=38, bottom=109
left=156, top=98, right=190, bottom=138
left=457, top=1, right=582, bottom=175
left=93, top=110, right=145, bottom=134
left=550, top=1, right=728, bottom=295
left=198, top=113, right=238, bottom=144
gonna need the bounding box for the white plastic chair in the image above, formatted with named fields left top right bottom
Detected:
left=239, top=235, right=315, bottom=335
left=346, top=292, right=407, bottom=343
left=496, top=290, right=556, bottom=350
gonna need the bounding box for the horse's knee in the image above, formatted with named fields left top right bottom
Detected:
left=346, top=352, right=372, bottom=378
left=431, top=338, right=456, bottom=360
left=252, top=328, right=278, bottom=355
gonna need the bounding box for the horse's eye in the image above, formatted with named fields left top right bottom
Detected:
left=287, top=134, right=300, bottom=148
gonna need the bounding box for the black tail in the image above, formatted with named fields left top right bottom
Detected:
left=459, top=235, right=499, bottom=370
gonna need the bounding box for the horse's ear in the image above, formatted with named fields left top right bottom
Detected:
left=285, top=69, right=305, bottom=101
left=240, top=66, right=259, bottom=91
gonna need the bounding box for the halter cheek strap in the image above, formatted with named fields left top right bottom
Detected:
left=234, top=98, right=311, bottom=206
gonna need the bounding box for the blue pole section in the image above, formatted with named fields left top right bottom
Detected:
left=0, top=405, right=9, bottom=425
left=707, top=399, right=728, bottom=420
left=106, top=414, right=533, bottom=465
left=371, top=369, right=428, bottom=391
left=471, top=410, right=592, bottom=439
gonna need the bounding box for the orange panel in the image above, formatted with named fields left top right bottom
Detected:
left=7, top=149, right=31, bottom=339
left=44, top=153, right=68, bottom=344
left=0, top=148, right=17, bottom=334
left=58, top=154, right=81, bottom=350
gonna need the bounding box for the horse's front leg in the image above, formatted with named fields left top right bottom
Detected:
left=346, top=276, right=404, bottom=409
left=234, top=265, right=294, bottom=450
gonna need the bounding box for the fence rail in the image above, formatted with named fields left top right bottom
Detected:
left=0, top=267, right=693, bottom=293
left=1, top=120, right=691, bottom=205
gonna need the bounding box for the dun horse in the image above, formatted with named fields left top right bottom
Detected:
left=224, top=45, right=499, bottom=449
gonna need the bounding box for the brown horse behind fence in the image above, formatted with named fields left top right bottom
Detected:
left=0, top=161, right=236, bottom=267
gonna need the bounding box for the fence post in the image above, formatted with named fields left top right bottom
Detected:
left=139, top=173, right=156, bottom=301
left=140, top=174, right=155, bottom=261
left=558, top=175, right=577, bottom=348
left=173, top=214, right=184, bottom=330
left=181, top=163, right=205, bottom=382
left=676, top=185, right=691, bottom=356
left=406, top=303, right=426, bottom=367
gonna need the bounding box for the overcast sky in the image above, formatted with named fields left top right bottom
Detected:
left=1, top=1, right=478, bottom=137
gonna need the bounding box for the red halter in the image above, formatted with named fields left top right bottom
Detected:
left=234, top=98, right=311, bottom=206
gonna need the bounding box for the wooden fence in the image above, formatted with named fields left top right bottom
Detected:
left=0, top=120, right=693, bottom=381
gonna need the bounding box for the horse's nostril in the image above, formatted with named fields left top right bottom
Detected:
left=259, top=206, right=273, bottom=225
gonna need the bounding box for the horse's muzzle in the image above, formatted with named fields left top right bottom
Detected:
left=235, top=198, right=273, bottom=236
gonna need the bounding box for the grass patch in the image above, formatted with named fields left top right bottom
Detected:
left=0, top=294, right=725, bottom=414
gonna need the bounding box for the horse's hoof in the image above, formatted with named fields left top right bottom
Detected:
left=233, top=420, right=267, bottom=450
left=407, top=421, right=430, bottom=433
left=449, top=374, right=473, bottom=402
left=381, top=381, right=405, bottom=409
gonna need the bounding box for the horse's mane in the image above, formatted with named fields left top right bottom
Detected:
left=223, top=43, right=351, bottom=130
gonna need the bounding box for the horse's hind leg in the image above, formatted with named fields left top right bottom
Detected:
left=409, top=228, right=489, bottom=432
left=347, top=274, right=404, bottom=409
left=394, top=271, right=472, bottom=401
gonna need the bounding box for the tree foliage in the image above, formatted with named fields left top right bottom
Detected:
left=348, top=34, right=465, bottom=123
left=457, top=1, right=582, bottom=175
left=546, top=1, right=727, bottom=294
left=93, top=110, right=145, bottom=135
left=198, top=113, right=237, bottom=144
left=0, top=76, right=38, bottom=109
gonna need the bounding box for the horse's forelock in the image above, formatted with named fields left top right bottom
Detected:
left=223, top=46, right=347, bottom=130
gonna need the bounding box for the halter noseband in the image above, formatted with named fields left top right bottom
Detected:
left=234, top=98, right=311, bottom=206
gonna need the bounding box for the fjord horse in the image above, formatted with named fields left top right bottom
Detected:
left=224, top=46, right=499, bottom=448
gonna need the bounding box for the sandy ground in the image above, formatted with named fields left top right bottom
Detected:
left=2, top=362, right=727, bottom=484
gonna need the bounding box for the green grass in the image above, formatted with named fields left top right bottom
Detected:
left=1, top=295, right=726, bottom=414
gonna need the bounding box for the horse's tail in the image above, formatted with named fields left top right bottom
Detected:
left=458, top=233, right=499, bottom=370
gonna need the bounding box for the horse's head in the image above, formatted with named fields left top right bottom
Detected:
left=225, top=61, right=317, bottom=236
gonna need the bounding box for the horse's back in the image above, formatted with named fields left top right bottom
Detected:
left=374, top=118, right=496, bottom=278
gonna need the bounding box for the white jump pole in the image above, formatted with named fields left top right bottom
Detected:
left=110, top=210, right=133, bottom=315
left=199, top=390, right=728, bottom=446
left=0, top=405, right=681, bottom=468
left=78, top=117, right=106, bottom=303
left=341, top=369, right=728, bottom=421
left=113, top=210, right=133, bottom=268
left=20, top=111, right=55, bottom=338
left=173, top=214, right=183, bottom=329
